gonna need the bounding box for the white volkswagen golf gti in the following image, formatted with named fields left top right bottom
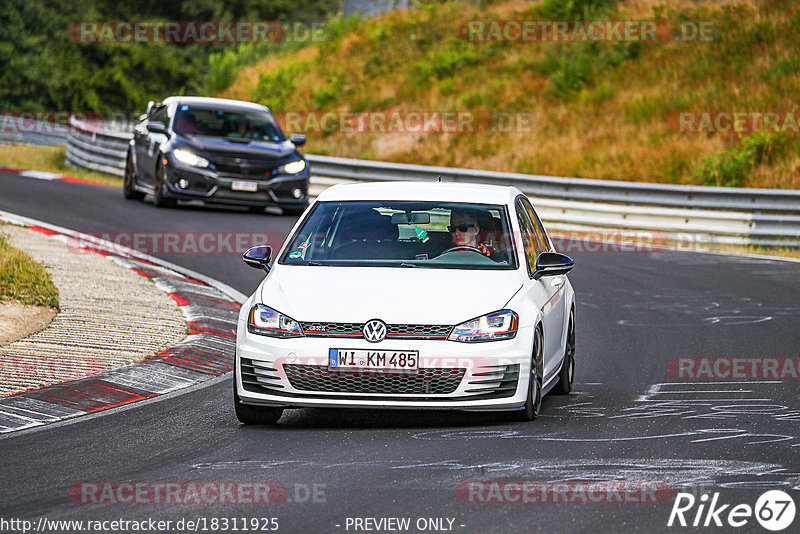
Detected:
left=234, top=181, right=576, bottom=424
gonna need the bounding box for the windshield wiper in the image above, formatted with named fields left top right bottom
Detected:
left=400, top=263, right=417, bottom=268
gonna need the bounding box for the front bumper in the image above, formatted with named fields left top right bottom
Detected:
left=235, top=324, right=534, bottom=411
left=162, top=161, right=309, bottom=208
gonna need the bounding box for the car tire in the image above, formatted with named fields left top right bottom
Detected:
left=552, top=308, right=575, bottom=395
left=123, top=151, right=145, bottom=201
left=153, top=159, right=176, bottom=208
left=514, top=326, right=543, bottom=421
left=233, top=365, right=283, bottom=425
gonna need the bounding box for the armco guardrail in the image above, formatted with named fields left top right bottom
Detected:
left=64, top=114, right=800, bottom=247
left=65, top=120, right=131, bottom=176
left=306, top=155, right=800, bottom=214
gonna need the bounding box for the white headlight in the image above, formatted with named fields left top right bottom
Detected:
left=280, top=159, right=306, bottom=175
left=247, top=304, right=304, bottom=338
left=173, top=148, right=209, bottom=168
left=448, top=310, right=519, bottom=342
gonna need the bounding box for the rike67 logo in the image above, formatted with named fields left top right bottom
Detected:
left=668, top=490, right=796, bottom=531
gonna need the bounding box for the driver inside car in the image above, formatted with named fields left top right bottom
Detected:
left=447, top=208, right=493, bottom=257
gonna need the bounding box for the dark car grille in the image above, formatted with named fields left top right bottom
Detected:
left=300, top=322, right=452, bottom=340
left=284, top=365, right=465, bottom=394
left=209, top=155, right=279, bottom=177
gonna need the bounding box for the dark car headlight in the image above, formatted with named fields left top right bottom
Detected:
left=448, top=310, right=518, bottom=342
left=173, top=148, right=209, bottom=168
left=278, top=159, right=306, bottom=175
left=247, top=304, right=304, bottom=338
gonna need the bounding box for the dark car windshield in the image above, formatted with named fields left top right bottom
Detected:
left=280, top=201, right=517, bottom=270
left=172, top=105, right=286, bottom=142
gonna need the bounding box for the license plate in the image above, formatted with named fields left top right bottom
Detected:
left=328, top=349, right=419, bottom=371
left=232, top=180, right=258, bottom=192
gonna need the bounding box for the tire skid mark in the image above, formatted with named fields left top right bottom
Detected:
left=0, top=224, right=238, bottom=434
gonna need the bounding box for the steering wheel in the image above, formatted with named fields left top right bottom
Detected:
left=438, top=245, right=484, bottom=256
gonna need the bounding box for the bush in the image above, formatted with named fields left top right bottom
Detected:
left=697, top=132, right=790, bottom=187
left=539, top=0, right=619, bottom=19
left=413, top=41, right=480, bottom=80
left=252, top=62, right=309, bottom=111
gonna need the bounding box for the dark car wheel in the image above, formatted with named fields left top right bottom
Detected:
left=233, top=364, right=283, bottom=425
left=152, top=159, right=176, bottom=208
left=123, top=151, right=144, bottom=201
left=514, top=326, right=543, bottom=422
left=552, top=308, right=575, bottom=395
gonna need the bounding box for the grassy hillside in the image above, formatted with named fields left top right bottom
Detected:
left=215, top=0, right=800, bottom=189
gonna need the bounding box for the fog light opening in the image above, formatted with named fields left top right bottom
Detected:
left=177, top=178, right=190, bottom=189
left=291, top=188, right=303, bottom=199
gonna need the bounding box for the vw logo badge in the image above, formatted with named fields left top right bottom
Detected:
left=363, top=319, right=387, bottom=343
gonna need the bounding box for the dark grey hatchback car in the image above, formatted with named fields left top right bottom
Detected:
left=124, top=96, right=309, bottom=214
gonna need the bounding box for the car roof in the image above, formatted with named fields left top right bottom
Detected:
left=162, top=96, right=268, bottom=112
left=315, top=181, right=522, bottom=205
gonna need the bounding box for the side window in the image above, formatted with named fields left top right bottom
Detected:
left=151, top=106, right=168, bottom=125
left=521, top=197, right=549, bottom=253
left=515, top=199, right=540, bottom=277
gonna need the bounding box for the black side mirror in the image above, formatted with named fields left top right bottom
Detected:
left=146, top=122, right=167, bottom=134
left=532, top=252, right=574, bottom=280
left=289, top=134, right=306, bottom=146
left=243, top=246, right=273, bottom=272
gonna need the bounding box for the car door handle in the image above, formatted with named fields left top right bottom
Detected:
left=552, top=278, right=563, bottom=287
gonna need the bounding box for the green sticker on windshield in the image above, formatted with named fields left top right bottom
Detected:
left=288, top=251, right=302, bottom=259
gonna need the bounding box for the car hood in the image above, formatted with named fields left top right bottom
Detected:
left=258, top=266, right=522, bottom=324
left=180, top=136, right=297, bottom=158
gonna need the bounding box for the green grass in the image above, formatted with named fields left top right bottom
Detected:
left=0, top=231, right=59, bottom=309
left=0, top=145, right=122, bottom=187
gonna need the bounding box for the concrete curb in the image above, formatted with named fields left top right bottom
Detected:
left=0, top=210, right=245, bottom=434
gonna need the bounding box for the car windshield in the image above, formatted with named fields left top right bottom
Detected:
left=280, top=200, right=517, bottom=270
left=172, top=105, right=286, bottom=142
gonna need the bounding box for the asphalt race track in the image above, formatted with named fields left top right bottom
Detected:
left=1, top=170, right=799, bottom=533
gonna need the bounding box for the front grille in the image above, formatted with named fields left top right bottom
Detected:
left=209, top=155, right=279, bottom=177
left=284, top=365, right=465, bottom=394
left=212, top=189, right=271, bottom=201
left=300, top=322, right=452, bottom=340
